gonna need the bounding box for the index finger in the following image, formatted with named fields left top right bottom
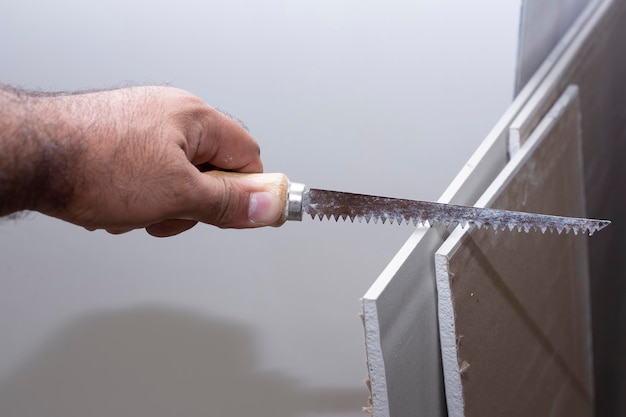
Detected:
left=190, top=105, right=263, bottom=173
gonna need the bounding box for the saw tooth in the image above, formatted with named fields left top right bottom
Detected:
left=556, top=226, right=564, bottom=235
left=356, top=215, right=364, bottom=223
left=540, top=226, right=547, bottom=234
left=572, top=226, right=580, bottom=236
left=349, top=214, right=356, bottom=223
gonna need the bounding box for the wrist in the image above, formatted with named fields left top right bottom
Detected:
left=0, top=87, right=84, bottom=217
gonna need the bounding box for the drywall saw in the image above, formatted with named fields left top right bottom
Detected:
left=212, top=172, right=611, bottom=235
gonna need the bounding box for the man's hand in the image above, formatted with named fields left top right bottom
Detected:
left=0, top=85, right=283, bottom=236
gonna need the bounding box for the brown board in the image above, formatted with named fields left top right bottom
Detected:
left=436, top=86, right=593, bottom=417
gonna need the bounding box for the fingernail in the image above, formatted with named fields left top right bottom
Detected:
left=248, top=192, right=280, bottom=225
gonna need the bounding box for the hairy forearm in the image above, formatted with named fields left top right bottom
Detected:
left=0, top=84, right=271, bottom=235
left=0, top=85, right=83, bottom=217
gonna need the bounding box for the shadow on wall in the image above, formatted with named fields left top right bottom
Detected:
left=0, top=307, right=366, bottom=417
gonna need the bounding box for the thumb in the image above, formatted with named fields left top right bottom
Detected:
left=195, top=172, right=288, bottom=228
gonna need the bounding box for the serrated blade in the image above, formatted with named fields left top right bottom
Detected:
left=300, top=188, right=610, bottom=236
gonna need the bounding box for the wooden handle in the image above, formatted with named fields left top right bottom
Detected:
left=203, top=171, right=290, bottom=226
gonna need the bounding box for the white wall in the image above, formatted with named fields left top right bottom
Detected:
left=0, top=1, right=520, bottom=416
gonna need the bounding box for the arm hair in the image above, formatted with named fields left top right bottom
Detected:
left=0, top=84, right=83, bottom=217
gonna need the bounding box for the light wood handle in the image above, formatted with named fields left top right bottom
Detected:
left=203, top=171, right=290, bottom=226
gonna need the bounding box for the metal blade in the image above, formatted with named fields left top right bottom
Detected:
left=302, top=188, right=611, bottom=236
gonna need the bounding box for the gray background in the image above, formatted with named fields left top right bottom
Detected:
left=0, top=1, right=519, bottom=416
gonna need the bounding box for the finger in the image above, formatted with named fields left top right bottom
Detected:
left=192, top=105, right=263, bottom=173
left=145, top=219, right=198, bottom=237
left=106, top=228, right=133, bottom=235
left=188, top=172, right=284, bottom=229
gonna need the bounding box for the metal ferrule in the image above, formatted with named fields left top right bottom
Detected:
left=286, top=181, right=306, bottom=221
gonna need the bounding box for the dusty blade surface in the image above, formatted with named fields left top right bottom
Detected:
left=303, top=189, right=611, bottom=236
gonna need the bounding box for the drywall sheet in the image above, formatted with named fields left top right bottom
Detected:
left=515, top=0, right=592, bottom=94
left=508, top=2, right=626, bottom=414
left=436, top=86, right=593, bottom=417
left=359, top=3, right=601, bottom=416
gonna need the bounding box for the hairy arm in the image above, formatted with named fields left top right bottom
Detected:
left=0, top=85, right=282, bottom=236
left=0, top=86, right=82, bottom=217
